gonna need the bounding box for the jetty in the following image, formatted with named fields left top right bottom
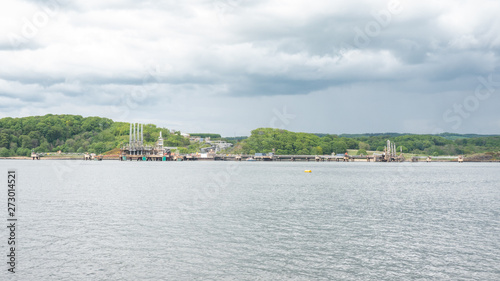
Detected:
left=18, top=132, right=474, bottom=162
left=119, top=123, right=173, bottom=161
left=114, top=128, right=472, bottom=162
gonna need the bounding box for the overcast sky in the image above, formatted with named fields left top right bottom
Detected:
left=1, top=0, right=499, bottom=136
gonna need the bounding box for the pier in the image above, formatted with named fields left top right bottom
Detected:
left=179, top=154, right=386, bottom=162
left=31, top=150, right=40, bottom=160
left=16, top=134, right=469, bottom=162
left=120, top=123, right=172, bottom=160
left=114, top=130, right=468, bottom=162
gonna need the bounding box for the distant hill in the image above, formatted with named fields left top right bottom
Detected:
left=436, top=133, right=500, bottom=140
left=233, top=128, right=500, bottom=156
left=338, top=133, right=408, bottom=138
left=189, top=133, right=222, bottom=139
left=0, top=114, right=188, bottom=157
left=1, top=115, right=499, bottom=157
left=335, top=133, right=499, bottom=140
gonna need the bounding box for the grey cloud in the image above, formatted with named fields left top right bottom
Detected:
left=1, top=0, right=499, bottom=135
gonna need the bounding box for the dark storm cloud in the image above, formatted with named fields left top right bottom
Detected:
left=0, top=0, right=499, bottom=134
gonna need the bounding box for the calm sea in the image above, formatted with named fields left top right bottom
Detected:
left=1, top=160, right=499, bottom=280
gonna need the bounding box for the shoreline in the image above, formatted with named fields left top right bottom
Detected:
left=1, top=157, right=498, bottom=162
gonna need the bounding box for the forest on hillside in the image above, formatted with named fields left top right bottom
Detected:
left=0, top=115, right=189, bottom=157
left=234, top=128, right=500, bottom=156
left=1, top=115, right=499, bottom=157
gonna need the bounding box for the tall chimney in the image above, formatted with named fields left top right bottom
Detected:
left=141, top=124, right=144, bottom=143
left=129, top=123, right=132, bottom=145
left=136, top=123, right=139, bottom=144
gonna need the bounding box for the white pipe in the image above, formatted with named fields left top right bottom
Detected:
left=136, top=123, right=139, bottom=144
left=137, top=123, right=140, bottom=154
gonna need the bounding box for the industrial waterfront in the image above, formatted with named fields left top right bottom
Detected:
left=114, top=123, right=466, bottom=163
left=0, top=123, right=494, bottom=162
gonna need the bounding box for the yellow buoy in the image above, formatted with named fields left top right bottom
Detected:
left=304, top=170, right=312, bottom=173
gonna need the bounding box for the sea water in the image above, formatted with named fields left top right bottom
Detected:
left=1, top=160, right=499, bottom=280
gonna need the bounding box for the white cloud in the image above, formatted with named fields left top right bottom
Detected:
left=0, top=0, right=499, bottom=135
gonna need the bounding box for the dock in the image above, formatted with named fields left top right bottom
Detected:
left=113, top=127, right=466, bottom=162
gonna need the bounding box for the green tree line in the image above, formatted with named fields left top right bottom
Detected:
left=0, top=114, right=189, bottom=157
left=1, top=115, right=499, bottom=157
left=233, top=128, right=500, bottom=156
left=189, top=133, right=222, bottom=139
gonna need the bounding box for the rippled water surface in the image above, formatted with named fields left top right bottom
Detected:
left=1, top=160, right=499, bottom=280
